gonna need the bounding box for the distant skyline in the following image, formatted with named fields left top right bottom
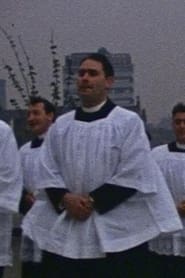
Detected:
left=0, top=0, right=185, bottom=124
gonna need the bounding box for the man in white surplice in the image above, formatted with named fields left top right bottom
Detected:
left=0, top=120, right=22, bottom=278
left=149, top=102, right=185, bottom=278
left=19, top=97, right=55, bottom=278
left=23, top=53, right=182, bottom=278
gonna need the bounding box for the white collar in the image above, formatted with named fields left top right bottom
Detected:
left=176, top=142, right=185, bottom=150
left=82, top=100, right=107, bottom=113
left=38, top=132, right=47, bottom=140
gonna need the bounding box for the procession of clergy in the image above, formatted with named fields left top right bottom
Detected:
left=1, top=53, right=185, bottom=278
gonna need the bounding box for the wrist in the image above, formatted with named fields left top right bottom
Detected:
left=58, top=192, right=71, bottom=213
left=88, top=195, right=95, bottom=209
left=62, top=192, right=71, bottom=208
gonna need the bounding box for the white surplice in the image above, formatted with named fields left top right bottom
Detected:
left=0, top=121, right=22, bottom=266
left=23, top=107, right=182, bottom=259
left=149, top=144, right=185, bottom=256
left=20, top=142, right=42, bottom=263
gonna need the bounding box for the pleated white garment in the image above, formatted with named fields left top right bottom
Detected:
left=23, top=107, right=182, bottom=259
left=149, top=144, right=185, bottom=256
left=20, top=142, right=42, bottom=262
left=20, top=142, right=42, bottom=193
left=0, top=121, right=23, bottom=266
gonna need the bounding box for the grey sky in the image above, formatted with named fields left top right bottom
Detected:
left=0, top=0, right=185, bottom=124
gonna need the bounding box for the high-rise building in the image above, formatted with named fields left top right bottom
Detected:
left=0, top=79, right=6, bottom=110
left=63, top=47, right=135, bottom=108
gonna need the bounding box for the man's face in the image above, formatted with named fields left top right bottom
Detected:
left=27, top=102, right=53, bottom=135
left=172, top=112, right=185, bottom=144
left=76, top=59, right=113, bottom=105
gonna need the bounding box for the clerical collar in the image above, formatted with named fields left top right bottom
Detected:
left=168, top=141, right=185, bottom=152
left=75, top=98, right=116, bottom=122
left=82, top=100, right=107, bottom=113
left=37, top=132, right=47, bottom=140
left=176, top=142, right=185, bottom=150
left=31, top=137, right=44, bottom=148
left=31, top=132, right=46, bottom=148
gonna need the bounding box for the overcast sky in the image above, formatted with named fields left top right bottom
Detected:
left=0, top=0, right=185, bottom=124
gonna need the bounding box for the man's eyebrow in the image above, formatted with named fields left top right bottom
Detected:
left=78, top=69, right=99, bottom=76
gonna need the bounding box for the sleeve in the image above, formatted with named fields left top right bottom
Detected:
left=36, top=122, right=67, bottom=190
left=106, top=114, right=158, bottom=194
left=89, top=114, right=157, bottom=214
left=19, top=189, right=33, bottom=215
left=89, top=183, right=136, bottom=214
left=45, top=188, right=70, bottom=213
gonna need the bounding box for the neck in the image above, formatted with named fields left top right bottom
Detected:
left=34, top=130, right=47, bottom=138
left=81, top=97, right=107, bottom=108
left=82, top=99, right=107, bottom=113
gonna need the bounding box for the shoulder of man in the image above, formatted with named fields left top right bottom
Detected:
left=19, top=141, right=32, bottom=154
left=0, top=119, right=12, bottom=132
left=114, top=105, right=141, bottom=119
left=55, top=110, right=76, bottom=124
left=0, top=120, right=16, bottom=142
left=151, top=144, right=168, bottom=161
left=111, top=106, right=144, bottom=131
left=152, top=144, right=168, bottom=153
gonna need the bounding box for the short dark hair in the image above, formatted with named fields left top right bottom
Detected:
left=80, top=53, right=114, bottom=77
left=29, top=96, right=56, bottom=115
left=172, top=102, right=185, bottom=117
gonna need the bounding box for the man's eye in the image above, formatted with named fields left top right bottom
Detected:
left=88, top=70, right=98, bottom=76
left=174, top=120, right=185, bottom=125
left=78, top=69, right=99, bottom=77
left=78, top=69, right=86, bottom=77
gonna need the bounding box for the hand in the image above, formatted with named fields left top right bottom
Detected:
left=177, top=200, right=185, bottom=217
left=62, top=193, right=93, bottom=221
left=20, top=191, right=36, bottom=215
left=25, top=192, right=35, bottom=206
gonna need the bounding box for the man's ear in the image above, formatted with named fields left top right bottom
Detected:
left=47, top=112, right=55, bottom=123
left=106, top=76, right=114, bottom=89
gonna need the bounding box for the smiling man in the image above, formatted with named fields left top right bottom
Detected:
left=22, top=54, right=182, bottom=278
left=149, top=102, right=185, bottom=278
left=19, top=96, right=55, bottom=278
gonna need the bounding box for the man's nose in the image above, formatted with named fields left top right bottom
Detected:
left=81, top=72, right=90, bottom=79
left=179, top=120, right=185, bottom=127
left=27, top=114, right=34, bottom=122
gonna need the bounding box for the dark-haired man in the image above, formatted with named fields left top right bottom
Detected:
left=23, top=54, right=182, bottom=278
left=19, top=96, right=55, bottom=278
left=149, top=102, right=185, bottom=278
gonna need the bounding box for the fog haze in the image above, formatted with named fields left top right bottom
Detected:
left=0, top=0, right=185, bottom=124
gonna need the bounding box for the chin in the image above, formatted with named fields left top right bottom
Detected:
left=31, top=127, right=40, bottom=134
left=79, top=91, right=91, bottom=96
